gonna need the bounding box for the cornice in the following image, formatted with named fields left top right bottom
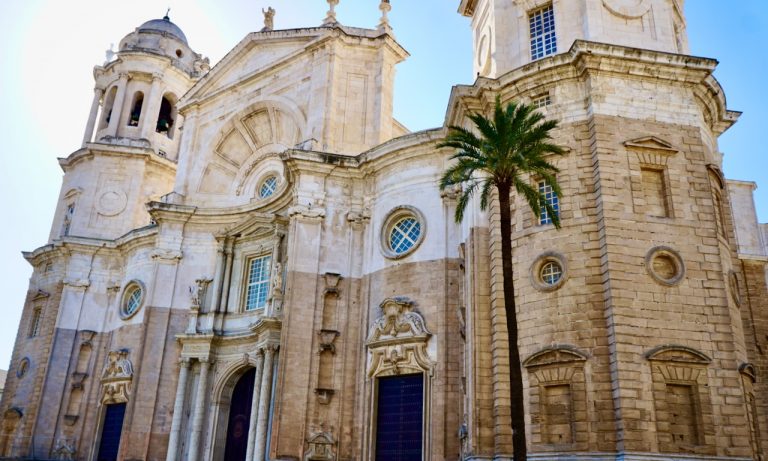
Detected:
left=445, top=40, right=737, bottom=134
left=23, top=226, right=159, bottom=266
left=59, top=143, right=178, bottom=175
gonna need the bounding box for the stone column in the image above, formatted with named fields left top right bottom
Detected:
left=140, top=74, right=163, bottom=140
left=187, top=359, right=212, bottom=461
left=254, top=346, right=277, bottom=461
left=81, top=87, right=104, bottom=147
left=165, top=358, right=191, bottom=461
left=106, top=73, right=129, bottom=137
left=245, top=351, right=266, bottom=461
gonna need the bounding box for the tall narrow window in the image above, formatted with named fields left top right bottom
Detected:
left=641, top=168, right=669, bottom=217
left=530, top=5, right=557, bottom=60
left=28, top=307, right=42, bottom=337
left=245, top=255, right=272, bottom=311
left=538, top=179, right=559, bottom=225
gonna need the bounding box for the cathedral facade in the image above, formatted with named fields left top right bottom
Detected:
left=1, top=1, right=767, bottom=460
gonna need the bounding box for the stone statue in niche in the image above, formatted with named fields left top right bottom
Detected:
left=271, top=262, right=283, bottom=297
left=189, top=278, right=212, bottom=310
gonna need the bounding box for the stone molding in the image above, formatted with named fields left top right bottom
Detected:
left=366, top=297, right=433, bottom=377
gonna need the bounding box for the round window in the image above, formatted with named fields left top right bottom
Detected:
left=645, top=246, right=685, bottom=286
left=120, top=281, right=145, bottom=320
left=530, top=252, right=568, bottom=292
left=540, top=261, right=563, bottom=285
left=380, top=206, right=426, bottom=259
left=259, top=176, right=278, bottom=199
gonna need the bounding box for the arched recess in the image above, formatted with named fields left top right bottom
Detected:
left=196, top=101, right=304, bottom=201
left=211, top=360, right=259, bottom=461
left=523, top=346, right=589, bottom=450
left=365, top=297, right=434, bottom=461
left=156, top=92, right=179, bottom=139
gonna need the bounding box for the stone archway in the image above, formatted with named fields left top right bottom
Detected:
left=223, top=367, right=256, bottom=461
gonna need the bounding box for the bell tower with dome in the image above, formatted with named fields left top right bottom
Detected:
left=50, top=14, right=209, bottom=242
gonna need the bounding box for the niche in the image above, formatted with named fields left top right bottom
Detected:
left=64, top=331, right=96, bottom=425
left=315, top=273, right=342, bottom=404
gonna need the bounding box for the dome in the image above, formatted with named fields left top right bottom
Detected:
left=138, top=15, right=188, bottom=45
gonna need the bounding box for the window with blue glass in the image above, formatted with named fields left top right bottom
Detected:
left=245, top=255, right=272, bottom=311
left=389, top=217, right=421, bottom=255
left=538, top=179, right=559, bottom=225
left=259, top=176, right=278, bottom=199
left=529, top=4, right=557, bottom=60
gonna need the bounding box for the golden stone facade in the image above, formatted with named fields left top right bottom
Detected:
left=1, top=1, right=766, bottom=460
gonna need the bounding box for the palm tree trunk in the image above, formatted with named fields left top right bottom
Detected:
left=497, top=182, right=527, bottom=460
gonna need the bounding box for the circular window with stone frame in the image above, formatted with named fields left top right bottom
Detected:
left=530, top=251, right=568, bottom=292
left=645, top=246, right=685, bottom=287
left=380, top=206, right=427, bottom=260
left=17, top=357, right=30, bottom=379
left=120, top=281, right=146, bottom=320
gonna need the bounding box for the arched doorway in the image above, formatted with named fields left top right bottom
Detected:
left=223, top=368, right=256, bottom=461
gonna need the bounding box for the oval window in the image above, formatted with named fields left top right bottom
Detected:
left=120, top=282, right=145, bottom=320
left=259, top=176, right=278, bottom=199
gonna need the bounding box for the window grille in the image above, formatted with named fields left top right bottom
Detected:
left=245, top=255, right=272, bottom=311
left=533, top=94, right=551, bottom=109
left=530, top=5, right=557, bottom=60
left=538, top=179, right=559, bottom=225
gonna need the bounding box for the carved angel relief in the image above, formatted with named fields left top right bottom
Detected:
left=101, top=350, right=134, bottom=404
left=366, top=297, right=433, bottom=378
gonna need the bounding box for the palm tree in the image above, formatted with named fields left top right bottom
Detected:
left=440, top=98, right=565, bottom=460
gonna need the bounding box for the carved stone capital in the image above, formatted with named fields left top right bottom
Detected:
left=288, top=204, right=326, bottom=220
left=151, top=248, right=183, bottom=262
left=63, top=278, right=90, bottom=290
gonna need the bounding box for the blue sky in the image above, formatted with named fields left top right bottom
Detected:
left=0, top=1, right=765, bottom=368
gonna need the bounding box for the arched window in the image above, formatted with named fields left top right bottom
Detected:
left=156, top=93, right=178, bottom=139
left=99, top=86, right=118, bottom=130
left=128, top=91, right=144, bottom=126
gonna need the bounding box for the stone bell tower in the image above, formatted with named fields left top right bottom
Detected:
left=459, top=0, right=687, bottom=78
left=50, top=14, right=209, bottom=242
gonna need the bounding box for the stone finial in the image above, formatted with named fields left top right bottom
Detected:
left=262, top=6, right=275, bottom=31
left=104, top=43, right=115, bottom=66
left=323, top=0, right=340, bottom=26
left=378, top=0, right=391, bottom=32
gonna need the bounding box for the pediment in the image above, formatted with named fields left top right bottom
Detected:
left=216, top=213, right=286, bottom=239
left=180, top=31, right=325, bottom=107
left=624, top=136, right=678, bottom=154
left=523, top=345, right=588, bottom=368
left=645, top=345, right=711, bottom=364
